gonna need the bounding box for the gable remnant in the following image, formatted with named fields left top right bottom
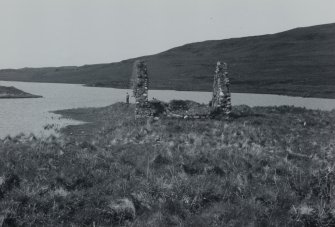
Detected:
left=132, top=60, right=151, bottom=118
left=211, top=61, right=231, bottom=117
left=130, top=60, right=232, bottom=120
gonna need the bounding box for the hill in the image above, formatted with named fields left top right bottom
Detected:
left=0, top=85, right=42, bottom=98
left=0, top=23, right=335, bottom=98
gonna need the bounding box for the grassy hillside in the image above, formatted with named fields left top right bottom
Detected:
left=0, top=23, right=335, bottom=97
left=1, top=103, right=335, bottom=226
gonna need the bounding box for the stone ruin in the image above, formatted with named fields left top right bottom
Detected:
left=130, top=60, right=232, bottom=119
left=131, top=60, right=152, bottom=118
left=211, top=61, right=232, bottom=116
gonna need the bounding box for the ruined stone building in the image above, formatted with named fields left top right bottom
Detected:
left=211, top=61, right=232, bottom=116
left=130, top=59, right=232, bottom=119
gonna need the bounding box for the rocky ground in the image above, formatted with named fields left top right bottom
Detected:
left=1, top=102, right=335, bottom=226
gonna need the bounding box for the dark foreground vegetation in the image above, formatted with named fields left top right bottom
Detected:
left=1, top=23, right=335, bottom=98
left=1, top=102, right=335, bottom=226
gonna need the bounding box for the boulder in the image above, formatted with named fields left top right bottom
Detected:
left=153, top=154, right=171, bottom=165
left=131, top=192, right=152, bottom=213
left=3, top=136, right=12, bottom=144
left=0, top=177, right=4, bottom=187
left=0, top=213, right=6, bottom=227
left=109, top=198, right=136, bottom=222
left=0, top=174, right=20, bottom=199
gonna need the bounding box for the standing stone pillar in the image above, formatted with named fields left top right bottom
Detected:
left=211, top=61, right=232, bottom=116
left=224, top=74, right=232, bottom=116
left=132, top=60, right=151, bottom=118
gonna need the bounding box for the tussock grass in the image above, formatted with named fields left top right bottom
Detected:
left=1, top=103, right=335, bottom=226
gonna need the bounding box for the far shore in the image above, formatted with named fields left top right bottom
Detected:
left=1, top=79, right=335, bottom=100
left=0, top=94, right=42, bottom=99
left=0, top=85, right=42, bottom=99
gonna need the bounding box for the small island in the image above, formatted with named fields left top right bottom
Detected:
left=0, top=85, right=42, bottom=98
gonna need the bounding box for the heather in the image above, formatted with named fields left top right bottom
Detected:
left=1, top=102, right=335, bottom=226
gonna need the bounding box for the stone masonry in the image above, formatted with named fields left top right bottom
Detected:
left=131, top=60, right=151, bottom=118
left=211, top=61, right=232, bottom=116
left=130, top=60, right=232, bottom=119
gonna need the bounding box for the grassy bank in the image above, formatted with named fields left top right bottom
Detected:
left=1, top=103, right=335, bottom=226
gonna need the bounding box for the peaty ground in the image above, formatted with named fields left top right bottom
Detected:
left=1, top=103, right=335, bottom=226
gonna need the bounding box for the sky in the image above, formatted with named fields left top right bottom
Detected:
left=1, top=0, right=335, bottom=69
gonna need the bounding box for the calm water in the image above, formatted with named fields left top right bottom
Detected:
left=1, top=81, right=335, bottom=138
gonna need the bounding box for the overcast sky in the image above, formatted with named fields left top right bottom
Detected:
left=1, top=0, right=335, bottom=69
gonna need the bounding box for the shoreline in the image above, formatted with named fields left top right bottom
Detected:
left=1, top=79, right=335, bottom=99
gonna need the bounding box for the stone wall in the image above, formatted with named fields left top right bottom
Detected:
left=130, top=60, right=232, bottom=120
left=211, top=61, right=232, bottom=116
left=131, top=60, right=152, bottom=118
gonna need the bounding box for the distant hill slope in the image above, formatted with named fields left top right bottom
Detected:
left=0, top=23, right=335, bottom=98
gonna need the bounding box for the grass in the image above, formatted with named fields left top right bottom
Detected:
left=1, top=102, right=335, bottom=226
